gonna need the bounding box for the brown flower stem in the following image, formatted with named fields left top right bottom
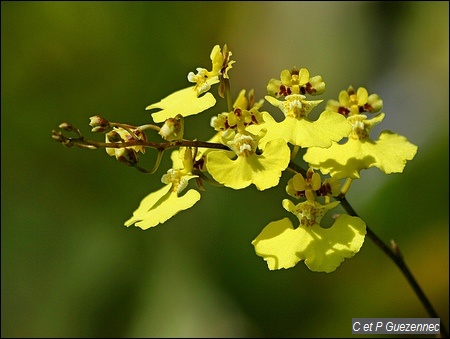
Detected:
left=53, top=134, right=231, bottom=152
left=223, top=78, right=233, bottom=112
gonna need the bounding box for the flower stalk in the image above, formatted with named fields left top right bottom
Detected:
left=51, top=43, right=447, bottom=337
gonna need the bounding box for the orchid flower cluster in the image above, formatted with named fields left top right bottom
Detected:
left=52, top=44, right=418, bottom=273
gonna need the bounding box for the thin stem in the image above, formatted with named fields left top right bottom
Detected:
left=224, top=78, right=233, bottom=112
left=340, top=177, right=353, bottom=195
left=337, top=194, right=448, bottom=338
left=56, top=135, right=231, bottom=152
left=133, top=149, right=164, bottom=174
left=110, top=123, right=140, bottom=139
left=137, top=124, right=161, bottom=132
left=194, top=169, right=224, bottom=188
left=288, top=161, right=307, bottom=176
left=291, top=145, right=300, bottom=160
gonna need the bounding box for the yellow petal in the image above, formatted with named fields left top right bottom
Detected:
left=299, top=214, right=366, bottom=272
left=124, top=185, right=200, bottom=230
left=125, top=184, right=172, bottom=226
left=370, top=131, right=418, bottom=173
left=356, top=87, right=369, bottom=105
left=253, top=110, right=351, bottom=148
left=146, top=86, right=216, bottom=123
left=304, top=131, right=418, bottom=179
left=252, top=215, right=366, bottom=272
left=252, top=218, right=306, bottom=270
left=292, top=173, right=306, bottom=191
left=206, top=139, right=290, bottom=191
left=304, top=139, right=373, bottom=179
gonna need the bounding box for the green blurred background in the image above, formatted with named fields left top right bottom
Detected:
left=2, top=1, right=448, bottom=337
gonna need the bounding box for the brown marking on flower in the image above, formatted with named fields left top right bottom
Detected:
left=305, top=82, right=316, bottom=95
left=316, top=183, right=332, bottom=196
left=279, top=85, right=291, bottom=96
left=250, top=114, right=258, bottom=124
left=359, top=104, right=373, bottom=113
left=295, top=190, right=306, bottom=198
left=194, top=156, right=206, bottom=171
left=338, top=106, right=350, bottom=117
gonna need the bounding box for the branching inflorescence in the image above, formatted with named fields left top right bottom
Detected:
left=52, top=44, right=447, bottom=336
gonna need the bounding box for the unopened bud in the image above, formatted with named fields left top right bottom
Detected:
left=51, top=130, right=64, bottom=142
left=59, top=122, right=74, bottom=132
left=159, top=114, right=184, bottom=141
left=116, top=148, right=139, bottom=166
left=52, top=130, right=74, bottom=147
left=89, top=115, right=111, bottom=133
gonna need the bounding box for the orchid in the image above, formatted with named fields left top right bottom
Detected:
left=304, top=87, right=418, bottom=179
left=50, top=43, right=446, bottom=335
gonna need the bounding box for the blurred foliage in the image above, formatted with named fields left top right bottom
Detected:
left=1, top=1, right=448, bottom=337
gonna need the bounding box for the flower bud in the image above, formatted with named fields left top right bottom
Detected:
left=58, top=122, right=74, bottom=132
left=52, top=130, right=74, bottom=147
left=116, top=148, right=139, bottom=166
left=51, top=130, right=64, bottom=142
left=89, top=115, right=111, bottom=133
left=158, top=114, right=184, bottom=141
